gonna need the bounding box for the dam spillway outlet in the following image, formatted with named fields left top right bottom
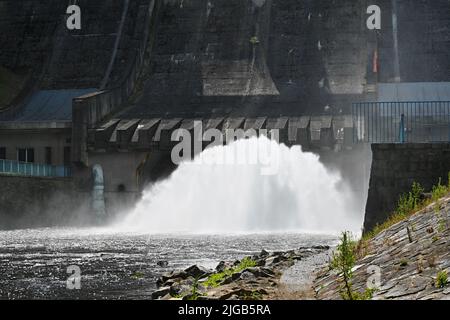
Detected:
left=1, top=0, right=450, bottom=302
left=118, top=136, right=364, bottom=235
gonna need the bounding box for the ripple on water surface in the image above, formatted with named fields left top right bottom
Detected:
left=0, top=227, right=337, bottom=299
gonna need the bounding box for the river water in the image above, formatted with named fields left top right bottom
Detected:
left=0, top=138, right=364, bottom=299
left=0, top=228, right=337, bottom=299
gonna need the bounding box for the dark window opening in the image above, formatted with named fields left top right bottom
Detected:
left=117, top=184, right=126, bottom=192
left=17, top=148, right=34, bottom=163
left=64, top=146, right=71, bottom=166
left=45, top=147, right=52, bottom=165
left=0, top=147, right=6, bottom=160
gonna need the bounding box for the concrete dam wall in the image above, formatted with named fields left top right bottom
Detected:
left=364, top=143, right=450, bottom=232
left=0, top=0, right=152, bottom=90
left=1, top=1, right=450, bottom=228
left=122, top=0, right=368, bottom=119
left=2, top=0, right=450, bottom=119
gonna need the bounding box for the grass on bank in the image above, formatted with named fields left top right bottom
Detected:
left=362, top=173, right=450, bottom=243
left=436, top=270, right=449, bottom=289
left=204, top=257, right=257, bottom=288
left=330, top=232, right=376, bottom=300
left=330, top=174, right=450, bottom=299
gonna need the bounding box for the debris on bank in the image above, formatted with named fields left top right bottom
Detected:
left=153, top=246, right=329, bottom=300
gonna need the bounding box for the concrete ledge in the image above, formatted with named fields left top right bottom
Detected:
left=364, top=143, right=450, bottom=232
left=0, top=121, right=72, bottom=129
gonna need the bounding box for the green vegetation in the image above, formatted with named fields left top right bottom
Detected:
left=363, top=175, right=450, bottom=242
left=186, top=279, right=203, bottom=300
left=204, top=257, right=257, bottom=288
left=436, top=270, right=448, bottom=289
left=399, top=259, right=408, bottom=267
left=397, top=182, right=424, bottom=216
left=330, top=232, right=356, bottom=300
left=241, top=290, right=263, bottom=300
left=330, top=232, right=375, bottom=300
left=438, top=218, right=447, bottom=233
left=432, top=235, right=440, bottom=243
left=432, top=178, right=449, bottom=202
left=130, top=271, right=145, bottom=280
left=249, top=36, right=260, bottom=45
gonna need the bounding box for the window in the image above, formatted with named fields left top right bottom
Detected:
left=17, top=148, right=34, bottom=163
left=0, top=147, right=5, bottom=160
left=64, top=146, right=71, bottom=166
left=45, top=147, right=52, bottom=165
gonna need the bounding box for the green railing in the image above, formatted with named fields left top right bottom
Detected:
left=0, top=160, right=72, bottom=177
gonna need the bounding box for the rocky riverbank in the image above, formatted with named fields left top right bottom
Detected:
left=152, top=246, right=330, bottom=300
left=314, top=194, right=450, bottom=300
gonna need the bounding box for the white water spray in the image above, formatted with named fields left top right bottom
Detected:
left=118, top=137, right=363, bottom=235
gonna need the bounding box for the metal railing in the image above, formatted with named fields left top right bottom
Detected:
left=352, top=101, right=450, bottom=143
left=0, top=160, right=72, bottom=178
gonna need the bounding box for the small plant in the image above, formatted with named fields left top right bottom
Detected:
left=432, top=178, right=448, bottom=202
left=238, top=257, right=258, bottom=270
left=436, top=270, right=448, bottom=288
left=186, top=278, right=204, bottom=300
left=438, top=218, right=447, bottom=233
left=397, top=182, right=424, bottom=217
left=352, top=288, right=377, bottom=300
left=363, top=176, right=450, bottom=241
left=241, top=290, right=263, bottom=300
left=130, top=271, right=145, bottom=280
left=249, top=36, right=260, bottom=45
left=330, top=232, right=357, bottom=300
left=399, top=259, right=408, bottom=267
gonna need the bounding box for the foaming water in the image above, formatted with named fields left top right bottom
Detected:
left=117, top=137, right=363, bottom=235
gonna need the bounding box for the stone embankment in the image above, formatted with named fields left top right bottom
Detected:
left=315, top=194, right=450, bottom=300
left=152, top=246, right=329, bottom=300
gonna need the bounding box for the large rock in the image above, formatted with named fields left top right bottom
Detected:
left=215, top=261, right=231, bottom=273
left=156, top=270, right=189, bottom=287
left=264, top=256, right=281, bottom=266
left=246, top=267, right=275, bottom=278
left=184, top=265, right=212, bottom=279
left=151, top=286, right=171, bottom=300
left=170, top=283, right=192, bottom=297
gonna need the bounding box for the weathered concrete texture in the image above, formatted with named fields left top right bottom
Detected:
left=0, top=0, right=153, bottom=90
left=86, top=115, right=355, bottom=153
left=0, top=175, right=90, bottom=230
left=364, top=143, right=450, bottom=232
left=315, top=195, right=450, bottom=300
left=122, top=0, right=368, bottom=119
left=376, top=0, right=450, bottom=83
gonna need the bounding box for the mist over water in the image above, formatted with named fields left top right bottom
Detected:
left=118, top=137, right=363, bottom=235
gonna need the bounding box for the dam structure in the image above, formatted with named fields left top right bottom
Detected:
left=1, top=0, right=450, bottom=222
